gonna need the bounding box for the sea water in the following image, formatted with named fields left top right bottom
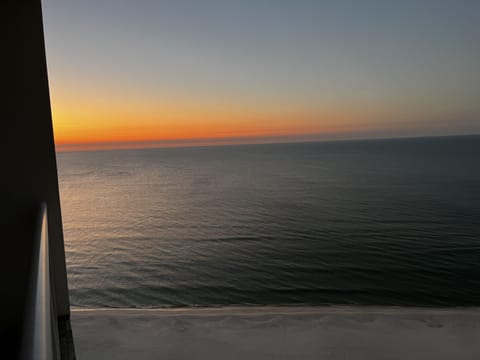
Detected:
left=57, top=136, right=480, bottom=308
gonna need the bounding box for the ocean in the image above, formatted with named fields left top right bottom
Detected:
left=57, top=135, right=480, bottom=308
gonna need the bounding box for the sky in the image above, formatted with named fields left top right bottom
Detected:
left=42, top=0, right=480, bottom=151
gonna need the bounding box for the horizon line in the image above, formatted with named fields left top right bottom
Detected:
left=54, top=132, right=479, bottom=153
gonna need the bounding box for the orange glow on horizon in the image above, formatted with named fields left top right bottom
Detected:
left=50, top=85, right=424, bottom=152
left=51, top=95, right=369, bottom=151
left=53, top=124, right=340, bottom=152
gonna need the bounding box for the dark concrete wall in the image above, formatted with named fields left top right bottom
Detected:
left=3, top=0, right=70, bottom=355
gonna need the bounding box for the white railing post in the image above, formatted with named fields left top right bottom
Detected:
left=22, top=203, right=61, bottom=360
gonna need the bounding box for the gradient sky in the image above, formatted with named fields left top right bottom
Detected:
left=42, top=0, right=480, bottom=151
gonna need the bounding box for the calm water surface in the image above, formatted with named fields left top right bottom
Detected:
left=57, top=136, right=480, bottom=307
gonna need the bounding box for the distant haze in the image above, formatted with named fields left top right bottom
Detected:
left=42, top=0, right=480, bottom=151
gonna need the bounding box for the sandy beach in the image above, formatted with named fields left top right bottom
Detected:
left=71, top=306, right=480, bottom=359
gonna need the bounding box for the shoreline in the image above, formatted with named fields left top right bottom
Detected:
left=71, top=304, right=480, bottom=316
